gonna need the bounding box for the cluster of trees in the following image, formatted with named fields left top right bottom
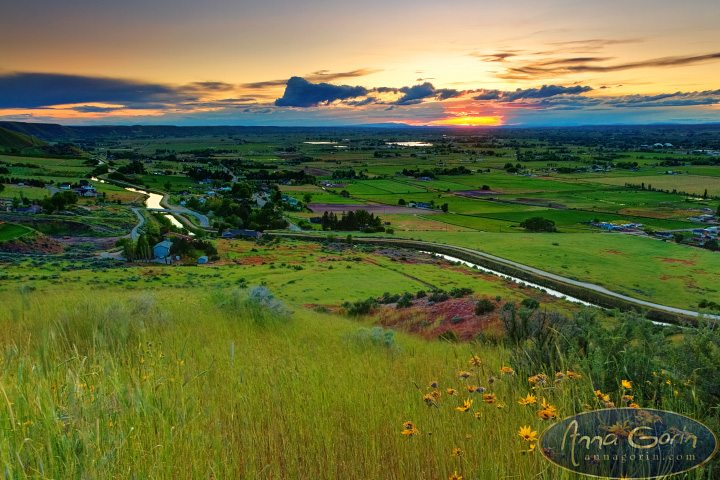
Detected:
left=169, top=236, right=217, bottom=258
left=116, top=161, right=147, bottom=175
left=625, top=182, right=718, bottom=200
left=400, top=168, right=435, bottom=178
left=242, top=169, right=314, bottom=184
left=519, top=216, right=557, bottom=232
left=186, top=167, right=233, bottom=182
left=210, top=200, right=287, bottom=232
left=332, top=168, right=367, bottom=180
left=115, top=231, right=216, bottom=262
left=320, top=209, right=385, bottom=232
left=39, top=191, right=79, bottom=213
left=503, top=162, right=524, bottom=174
left=0, top=177, right=46, bottom=187
left=398, top=166, right=473, bottom=178
left=514, top=149, right=579, bottom=163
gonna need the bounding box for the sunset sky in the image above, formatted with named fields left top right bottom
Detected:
left=2, top=0, right=720, bottom=126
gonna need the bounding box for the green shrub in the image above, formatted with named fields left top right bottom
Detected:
left=475, top=298, right=495, bottom=315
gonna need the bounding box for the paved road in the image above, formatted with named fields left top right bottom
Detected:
left=130, top=207, right=145, bottom=242
left=286, top=219, right=303, bottom=232
left=274, top=233, right=713, bottom=319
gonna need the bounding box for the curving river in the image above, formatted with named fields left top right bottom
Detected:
left=124, top=187, right=188, bottom=232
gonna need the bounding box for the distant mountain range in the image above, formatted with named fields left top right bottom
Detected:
left=1, top=121, right=720, bottom=147
left=0, top=121, right=424, bottom=142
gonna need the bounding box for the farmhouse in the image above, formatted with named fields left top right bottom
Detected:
left=15, top=205, right=43, bottom=214
left=153, top=240, right=173, bottom=259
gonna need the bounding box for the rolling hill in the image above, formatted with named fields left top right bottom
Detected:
left=0, top=126, right=47, bottom=150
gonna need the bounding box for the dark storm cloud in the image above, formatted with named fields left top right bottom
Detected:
left=242, top=68, right=380, bottom=89
left=0, top=72, right=237, bottom=109
left=472, top=89, right=502, bottom=100
left=274, top=76, right=369, bottom=107
left=504, top=85, right=593, bottom=100
left=345, top=97, right=378, bottom=107
left=604, top=90, right=720, bottom=108
left=0, top=72, right=178, bottom=108
left=472, top=85, right=593, bottom=102
left=392, top=82, right=461, bottom=105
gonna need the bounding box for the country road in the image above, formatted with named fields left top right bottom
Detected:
left=273, top=232, right=713, bottom=320
left=130, top=207, right=144, bottom=242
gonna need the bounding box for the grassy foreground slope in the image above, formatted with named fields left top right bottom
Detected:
left=0, top=287, right=706, bottom=479
left=1, top=285, right=718, bottom=478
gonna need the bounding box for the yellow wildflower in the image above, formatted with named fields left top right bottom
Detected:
left=449, top=471, right=462, bottom=480
left=566, top=371, right=581, bottom=379
left=468, top=356, right=482, bottom=367
left=456, top=398, right=473, bottom=412
left=458, top=371, right=472, bottom=379
left=431, top=390, right=442, bottom=399
left=483, top=393, right=496, bottom=404
left=538, top=409, right=557, bottom=420
left=622, top=395, right=634, bottom=403
left=540, top=398, right=556, bottom=414
left=518, top=425, right=538, bottom=442
left=520, top=443, right=536, bottom=454
left=500, top=366, right=514, bottom=375
left=451, top=448, right=463, bottom=457
left=402, top=421, right=420, bottom=436
left=622, top=380, right=632, bottom=389
left=518, top=394, right=537, bottom=406
left=629, top=403, right=640, bottom=408
left=447, top=388, right=457, bottom=395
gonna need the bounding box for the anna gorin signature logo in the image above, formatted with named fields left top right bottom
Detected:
left=539, top=408, right=717, bottom=479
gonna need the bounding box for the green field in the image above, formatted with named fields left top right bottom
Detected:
left=378, top=230, right=720, bottom=310
left=0, top=223, right=30, bottom=241
left=0, top=185, right=50, bottom=201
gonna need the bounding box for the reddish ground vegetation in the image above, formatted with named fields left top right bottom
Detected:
left=0, top=234, right=65, bottom=254
left=659, top=258, right=695, bottom=265
left=375, top=297, right=501, bottom=341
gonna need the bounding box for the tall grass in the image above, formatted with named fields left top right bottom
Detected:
left=0, top=288, right=714, bottom=478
